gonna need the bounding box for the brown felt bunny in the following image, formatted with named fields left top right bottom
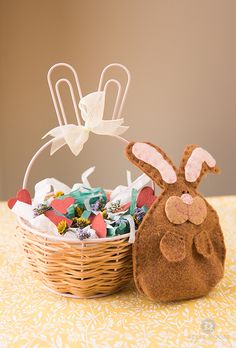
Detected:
left=126, top=142, right=226, bottom=302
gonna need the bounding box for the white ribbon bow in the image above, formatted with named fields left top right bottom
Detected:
left=43, top=91, right=129, bottom=156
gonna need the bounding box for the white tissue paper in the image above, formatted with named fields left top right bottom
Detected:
left=12, top=167, right=151, bottom=242
left=63, top=231, right=79, bottom=240
left=12, top=201, right=34, bottom=220
left=71, top=166, right=95, bottom=191
left=33, top=178, right=71, bottom=206
left=110, top=173, right=151, bottom=205
left=29, top=214, right=59, bottom=236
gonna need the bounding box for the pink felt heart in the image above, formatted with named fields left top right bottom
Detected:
left=119, top=202, right=131, bottom=212
left=91, top=213, right=107, bottom=238
left=8, top=197, right=17, bottom=209
left=17, top=189, right=32, bottom=205
left=89, top=213, right=96, bottom=223
left=8, top=189, right=32, bottom=209
left=106, top=192, right=111, bottom=201
left=137, top=187, right=157, bottom=208
left=44, top=211, right=72, bottom=227
left=51, top=197, right=75, bottom=214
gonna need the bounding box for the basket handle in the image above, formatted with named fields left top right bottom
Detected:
left=22, top=136, right=129, bottom=190
left=47, top=63, right=83, bottom=126
left=98, top=63, right=131, bottom=119
left=22, top=63, right=154, bottom=191
left=22, top=63, right=132, bottom=189
left=47, top=62, right=131, bottom=126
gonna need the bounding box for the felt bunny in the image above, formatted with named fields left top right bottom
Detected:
left=126, top=142, right=226, bottom=302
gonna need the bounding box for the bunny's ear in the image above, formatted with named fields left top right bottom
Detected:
left=179, top=145, right=220, bottom=188
left=47, top=63, right=83, bottom=126
left=125, top=142, right=177, bottom=188
left=98, top=63, right=131, bottom=120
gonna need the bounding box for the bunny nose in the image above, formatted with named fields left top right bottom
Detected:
left=181, top=193, right=193, bottom=205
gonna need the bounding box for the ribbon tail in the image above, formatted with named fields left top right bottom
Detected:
left=42, top=126, right=67, bottom=155
left=69, top=141, right=85, bottom=156
left=43, top=124, right=89, bottom=156
left=114, top=125, right=129, bottom=135
left=92, top=119, right=129, bottom=136
left=50, top=137, right=66, bottom=155
left=64, top=128, right=89, bottom=156
left=42, top=126, right=64, bottom=139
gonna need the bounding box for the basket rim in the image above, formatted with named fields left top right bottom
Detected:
left=18, top=216, right=132, bottom=244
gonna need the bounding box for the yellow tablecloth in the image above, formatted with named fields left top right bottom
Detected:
left=1, top=197, right=236, bottom=348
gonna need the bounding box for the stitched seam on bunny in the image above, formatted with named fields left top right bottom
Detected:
left=216, top=227, right=226, bottom=264
left=194, top=231, right=213, bottom=258
left=204, top=200, right=226, bottom=263
left=206, top=202, right=226, bottom=264
left=132, top=142, right=177, bottom=184
left=125, top=142, right=175, bottom=294
left=127, top=141, right=177, bottom=188
left=178, top=144, right=220, bottom=188
left=133, top=194, right=164, bottom=294
left=132, top=182, right=167, bottom=294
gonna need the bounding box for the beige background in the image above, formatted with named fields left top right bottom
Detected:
left=1, top=0, right=236, bottom=200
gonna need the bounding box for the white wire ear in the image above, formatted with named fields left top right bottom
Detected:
left=98, top=63, right=131, bottom=119
left=47, top=63, right=83, bottom=126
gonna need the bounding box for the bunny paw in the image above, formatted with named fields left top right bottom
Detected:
left=160, top=231, right=186, bottom=262
left=194, top=231, right=213, bottom=258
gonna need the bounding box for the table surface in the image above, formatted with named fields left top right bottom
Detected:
left=1, top=197, right=236, bottom=348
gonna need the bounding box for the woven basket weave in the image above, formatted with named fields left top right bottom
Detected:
left=17, top=223, right=133, bottom=298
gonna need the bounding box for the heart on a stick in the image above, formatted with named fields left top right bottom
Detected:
left=119, top=202, right=131, bottom=212
left=137, top=187, right=157, bottom=208
left=51, top=197, right=75, bottom=214
left=44, top=210, right=72, bottom=227
left=92, top=213, right=107, bottom=238
left=8, top=189, right=32, bottom=209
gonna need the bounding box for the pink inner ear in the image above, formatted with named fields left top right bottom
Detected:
left=185, top=147, right=216, bottom=182
left=132, top=143, right=177, bottom=184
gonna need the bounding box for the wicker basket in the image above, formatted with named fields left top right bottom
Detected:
left=16, top=223, right=133, bottom=298
left=16, top=62, right=134, bottom=298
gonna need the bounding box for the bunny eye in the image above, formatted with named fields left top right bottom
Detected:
left=182, top=190, right=190, bottom=195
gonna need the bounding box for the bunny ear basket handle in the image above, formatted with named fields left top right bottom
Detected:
left=22, top=62, right=132, bottom=189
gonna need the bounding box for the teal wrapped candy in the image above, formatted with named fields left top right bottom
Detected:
left=129, top=188, right=138, bottom=215
left=66, top=204, right=76, bottom=219
left=57, top=187, right=107, bottom=217
left=81, top=210, right=91, bottom=219
left=106, top=226, right=116, bottom=237
left=58, top=187, right=106, bottom=206
left=115, top=218, right=130, bottom=235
